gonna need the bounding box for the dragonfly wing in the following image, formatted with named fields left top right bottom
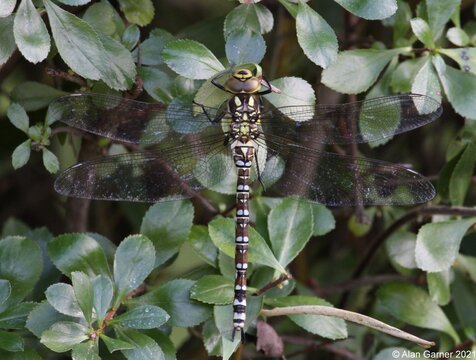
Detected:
left=48, top=93, right=223, bottom=145
left=255, top=137, right=435, bottom=206
left=260, top=94, right=442, bottom=145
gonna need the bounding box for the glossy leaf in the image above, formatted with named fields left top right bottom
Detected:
left=321, top=48, right=402, bottom=94
left=11, top=82, right=66, bottom=112
left=122, top=25, right=140, bottom=50
left=190, top=275, right=234, bottom=305
left=0, top=280, right=10, bottom=306
left=266, top=296, right=347, bottom=339
left=71, top=341, right=100, bottom=360
left=13, top=0, right=50, bottom=63
left=189, top=225, right=218, bottom=267
left=109, top=305, right=169, bottom=329
left=410, top=18, right=434, bottom=48
left=457, top=254, right=476, bottom=282
left=83, top=0, right=124, bottom=38
left=0, top=16, right=15, bottom=66
left=427, top=270, right=451, bottom=306
left=162, top=39, right=225, bottom=80
left=137, top=279, right=211, bottom=327
left=427, top=0, right=461, bottom=38
left=26, top=301, right=73, bottom=338
left=0, top=236, right=42, bottom=313
left=311, top=204, right=335, bottom=236
left=45, top=283, right=83, bottom=318
left=117, top=0, right=154, bottom=26
left=415, top=218, right=476, bottom=272
left=0, top=1, right=15, bottom=17
left=140, top=201, right=193, bottom=267
left=265, top=76, right=316, bottom=110
left=57, top=0, right=92, bottom=4
left=7, top=103, right=29, bottom=133
left=114, top=235, right=155, bottom=303
left=385, top=231, right=417, bottom=269
left=390, top=57, right=426, bottom=94
left=225, top=29, right=265, bottom=65
left=0, top=302, right=36, bottom=329
left=433, top=55, right=476, bottom=119
left=11, top=140, right=31, bottom=170
left=412, top=57, right=441, bottom=103
left=92, top=275, right=113, bottom=324
left=100, top=334, right=134, bottom=353
left=447, top=27, right=470, bottom=46
left=268, top=198, right=313, bottom=267
left=48, top=233, right=111, bottom=278
left=439, top=48, right=476, bottom=77
left=449, top=143, right=476, bottom=205
left=377, top=282, right=459, bottom=343
left=134, top=28, right=174, bottom=66
left=0, top=330, right=23, bottom=352
left=40, top=321, right=89, bottom=352
left=71, top=271, right=94, bottom=325
left=296, top=1, right=338, bottom=68
left=334, top=0, right=397, bottom=20
left=42, top=148, right=59, bottom=174
left=117, top=328, right=165, bottom=360
left=209, top=217, right=286, bottom=274
left=224, top=4, right=273, bottom=36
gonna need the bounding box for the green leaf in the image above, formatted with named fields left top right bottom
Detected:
left=0, top=302, right=36, bottom=329
left=427, top=270, right=451, bottom=306
left=439, top=48, right=476, bottom=77
left=162, top=39, right=225, bottom=80
left=26, top=301, right=72, bottom=338
left=190, top=275, right=234, bottom=305
left=83, top=0, right=124, bottom=38
left=0, top=236, right=42, bottom=313
left=100, top=334, right=134, bottom=352
left=117, top=328, right=165, bottom=360
left=57, top=0, right=92, bottom=5
left=71, top=341, right=100, bottom=360
left=189, top=225, right=218, bottom=267
left=209, top=217, right=286, bottom=274
left=452, top=272, right=476, bottom=340
left=415, top=218, right=476, bottom=272
left=137, top=279, right=211, bottom=327
left=377, top=282, right=460, bottom=343
left=268, top=198, right=313, bottom=267
left=0, top=1, right=15, bottom=17
left=447, top=27, right=470, bottom=46
left=0, top=16, right=16, bottom=66
left=114, top=235, right=155, bottom=303
left=411, top=57, right=441, bottom=103
left=40, top=321, right=89, bottom=353
left=42, top=148, right=59, bottom=174
left=71, top=272, right=94, bottom=325
left=449, top=143, right=476, bottom=205
left=266, top=296, right=347, bottom=339
left=427, top=0, right=460, bottom=39
left=390, top=57, right=426, bottom=93
left=265, top=76, right=316, bottom=111
left=117, top=0, right=154, bottom=26
left=296, top=1, right=337, bottom=68
left=11, top=82, right=66, bottom=112
left=45, top=283, right=83, bottom=318
left=433, top=55, right=476, bottom=119
left=224, top=4, right=273, bottom=36
left=134, top=28, right=174, bottom=66
left=457, top=254, right=476, bottom=282
left=376, top=348, right=413, bottom=360
left=225, top=29, right=266, bottom=65
left=142, top=330, right=175, bottom=360
left=140, top=201, right=193, bottom=268
left=92, top=275, right=113, bottom=324
left=48, top=233, right=111, bottom=278
left=410, top=18, right=435, bottom=48
left=13, top=0, right=50, bottom=63
left=139, top=67, right=173, bottom=103
left=334, top=0, right=397, bottom=20
left=385, top=231, right=417, bottom=269
left=311, top=204, right=335, bottom=236
left=7, top=103, right=29, bottom=133
left=0, top=280, right=10, bottom=306
left=321, top=48, right=402, bottom=94
left=0, top=330, right=23, bottom=352
left=109, top=305, right=169, bottom=329
left=11, top=140, right=31, bottom=170
left=122, top=25, right=140, bottom=50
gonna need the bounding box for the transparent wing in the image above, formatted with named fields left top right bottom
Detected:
left=260, top=94, right=442, bottom=145
left=255, top=136, right=435, bottom=206
left=54, top=132, right=232, bottom=202
left=48, top=93, right=223, bottom=145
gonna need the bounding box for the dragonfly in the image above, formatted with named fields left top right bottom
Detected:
left=49, top=65, right=442, bottom=341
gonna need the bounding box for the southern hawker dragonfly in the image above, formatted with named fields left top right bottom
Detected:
left=49, top=66, right=442, bottom=341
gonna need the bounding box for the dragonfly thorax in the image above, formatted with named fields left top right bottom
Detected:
left=228, top=94, right=261, bottom=142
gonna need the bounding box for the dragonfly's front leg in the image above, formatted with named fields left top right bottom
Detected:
left=192, top=100, right=229, bottom=124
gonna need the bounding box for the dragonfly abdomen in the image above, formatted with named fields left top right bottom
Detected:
left=232, top=142, right=254, bottom=340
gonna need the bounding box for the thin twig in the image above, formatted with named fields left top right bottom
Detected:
left=255, top=274, right=292, bottom=296
left=260, top=305, right=435, bottom=348
left=45, top=67, right=87, bottom=87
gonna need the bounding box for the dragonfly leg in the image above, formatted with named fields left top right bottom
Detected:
left=254, top=149, right=266, bottom=191
left=192, top=100, right=228, bottom=124
left=257, top=76, right=273, bottom=95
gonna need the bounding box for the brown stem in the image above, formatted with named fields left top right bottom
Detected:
left=45, top=67, right=87, bottom=87
left=339, top=205, right=476, bottom=307
left=255, top=273, right=292, bottom=296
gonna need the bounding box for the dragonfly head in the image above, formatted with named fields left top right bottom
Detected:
left=225, top=68, right=261, bottom=94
